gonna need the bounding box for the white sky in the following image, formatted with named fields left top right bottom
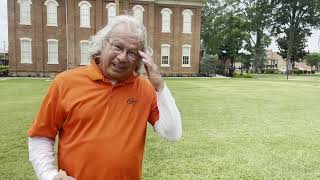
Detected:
left=0, top=1, right=319, bottom=53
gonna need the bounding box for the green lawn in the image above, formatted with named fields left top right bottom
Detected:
left=1, top=76, right=320, bottom=179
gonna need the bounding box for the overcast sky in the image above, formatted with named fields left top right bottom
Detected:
left=0, top=1, right=319, bottom=53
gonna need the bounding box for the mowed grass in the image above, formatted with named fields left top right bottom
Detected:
left=1, top=76, right=320, bottom=179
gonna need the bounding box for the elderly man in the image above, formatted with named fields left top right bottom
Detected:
left=28, top=15, right=182, bottom=180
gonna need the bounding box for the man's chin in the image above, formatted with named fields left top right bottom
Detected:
left=107, top=70, right=130, bottom=81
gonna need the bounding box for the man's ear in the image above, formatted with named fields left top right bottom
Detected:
left=134, top=61, right=143, bottom=74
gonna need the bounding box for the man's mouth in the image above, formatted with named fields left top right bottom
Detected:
left=112, top=63, right=127, bottom=72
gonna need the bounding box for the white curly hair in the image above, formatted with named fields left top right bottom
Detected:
left=88, top=15, right=152, bottom=72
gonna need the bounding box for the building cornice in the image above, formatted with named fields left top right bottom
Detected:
left=136, top=0, right=204, bottom=7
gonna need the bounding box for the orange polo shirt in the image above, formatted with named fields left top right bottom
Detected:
left=28, top=61, right=159, bottom=180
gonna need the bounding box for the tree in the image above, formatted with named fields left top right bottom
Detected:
left=230, top=0, right=273, bottom=72
left=200, top=53, right=219, bottom=76
left=277, top=28, right=309, bottom=69
left=208, top=13, right=251, bottom=76
left=272, top=0, right=320, bottom=78
left=305, top=53, right=320, bottom=70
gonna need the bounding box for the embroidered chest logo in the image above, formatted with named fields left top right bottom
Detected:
left=127, top=98, right=138, bottom=105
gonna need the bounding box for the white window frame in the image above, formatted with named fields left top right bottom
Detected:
left=161, top=8, right=172, bottom=33
left=17, top=0, right=32, bottom=25
left=182, top=9, right=193, bottom=34
left=78, top=1, right=92, bottom=28
left=47, top=39, right=59, bottom=64
left=44, top=0, right=59, bottom=26
left=182, top=44, right=191, bottom=67
left=106, top=3, right=116, bottom=24
left=132, top=5, right=144, bottom=25
left=20, top=38, right=32, bottom=64
left=161, top=44, right=170, bottom=67
left=80, top=40, right=90, bottom=65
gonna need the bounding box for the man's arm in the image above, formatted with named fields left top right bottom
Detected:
left=28, top=137, right=59, bottom=180
left=154, top=84, right=182, bottom=141
left=28, top=137, right=76, bottom=180
left=139, top=50, right=182, bottom=141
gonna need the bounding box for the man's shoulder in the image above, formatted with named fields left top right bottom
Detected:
left=51, top=66, right=91, bottom=89
left=135, top=75, right=155, bottom=91
left=55, top=66, right=90, bottom=81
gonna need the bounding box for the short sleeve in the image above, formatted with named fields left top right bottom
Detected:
left=148, top=91, right=159, bottom=126
left=27, top=79, right=66, bottom=140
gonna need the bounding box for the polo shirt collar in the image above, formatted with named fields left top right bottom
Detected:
left=88, top=59, right=137, bottom=84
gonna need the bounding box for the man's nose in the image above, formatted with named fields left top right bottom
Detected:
left=117, top=50, right=128, bottom=62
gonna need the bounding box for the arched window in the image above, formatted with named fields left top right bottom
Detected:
left=182, top=44, right=191, bottom=67
left=132, top=5, right=144, bottom=25
left=80, top=40, right=90, bottom=65
left=20, top=38, right=32, bottom=64
left=47, top=39, right=59, bottom=64
left=182, top=9, right=193, bottom=33
left=78, top=1, right=91, bottom=28
left=106, top=3, right=116, bottom=24
left=44, top=0, right=59, bottom=26
left=161, top=44, right=170, bottom=67
left=17, top=0, right=32, bottom=25
left=161, top=8, right=172, bottom=33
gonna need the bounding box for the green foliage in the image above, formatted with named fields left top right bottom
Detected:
left=0, top=66, right=9, bottom=77
left=276, top=28, right=309, bottom=63
left=200, top=53, right=219, bottom=76
left=233, top=71, right=253, bottom=78
left=272, top=0, right=320, bottom=68
left=305, top=53, right=320, bottom=70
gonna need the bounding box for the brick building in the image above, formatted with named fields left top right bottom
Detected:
left=8, top=0, right=203, bottom=77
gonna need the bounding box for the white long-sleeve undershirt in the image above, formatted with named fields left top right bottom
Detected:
left=28, top=84, right=182, bottom=180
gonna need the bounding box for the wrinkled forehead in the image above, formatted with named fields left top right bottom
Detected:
left=108, top=23, right=143, bottom=48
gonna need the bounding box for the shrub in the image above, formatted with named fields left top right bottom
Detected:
left=0, top=66, right=9, bottom=77
left=311, top=70, right=315, bottom=74
left=232, top=71, right=253, bottom=78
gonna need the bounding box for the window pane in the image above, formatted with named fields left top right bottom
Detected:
left=162, top=12, right=170, bottom=32
left=183, top=14, right=191, bottom=33
left=47, top=3, right=57, bottom=25
left=134, top=9, right=143, bottom=24
left=21, top=40, right=32, bottom=63
left=81, top=42, right=90, bottom=65
left=80, top=5, right=90, bottom=27
left=48, top=41, right=58, bottom=64
left=108, top=5, right=116, bottom=23
left=20, top=2, right=31, bottom=24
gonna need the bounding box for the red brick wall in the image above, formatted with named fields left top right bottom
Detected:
left=8, top=0, right=202, bottom=76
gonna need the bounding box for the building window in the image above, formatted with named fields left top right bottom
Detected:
left=182, top=9, right=193, bottom=33
left=132, top=5, right=144, bottom=25
left=182, top=45, right=191, bottom=67
left=47, top=39, right=59, bottom=64
left=78, top=1, right=91, bottom=28
left=106, top=3, right=116, bottom=24
left=44, top=0, right=59, bottom=26
left=161, top=44, right=170, bottom=67
left=20, top=38, right=32, bottom=64
left=161, top=8, right=172, bottom=33
left=18, top=0, right=32, bottom=25
left=80, top=40, right=90, bottom=65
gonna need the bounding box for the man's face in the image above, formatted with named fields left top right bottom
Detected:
left=98, top=24, right=141, bottom=81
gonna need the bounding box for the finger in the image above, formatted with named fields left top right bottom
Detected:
left=59, top=169, right=67, bottom=176
left=139, top=51, right=153, bottom=63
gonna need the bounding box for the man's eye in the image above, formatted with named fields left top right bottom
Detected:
left=128, top=52, right=138, bottom=57
left=113, top=45, right=122, bottom=50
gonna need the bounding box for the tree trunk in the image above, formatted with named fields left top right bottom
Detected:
left=253, top=30, right=262, bottom=72
left=286, top=26, right=295, bottom=79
